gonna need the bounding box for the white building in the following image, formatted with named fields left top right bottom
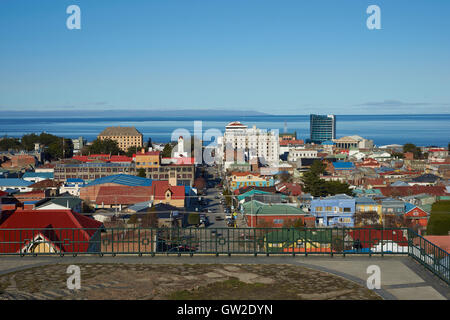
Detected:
left=333, top=135, right=373, bottom=150
left=287, top=149, right=318, bottom=162
left=216, top=122, right=279, bottom=170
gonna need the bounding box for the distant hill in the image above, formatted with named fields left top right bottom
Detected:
left=1, top=109, right=269, bottom=118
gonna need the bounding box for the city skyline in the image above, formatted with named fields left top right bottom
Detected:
left=1, top=0, right=449, bottom=115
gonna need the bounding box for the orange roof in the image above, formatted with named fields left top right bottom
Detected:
left=424, top=235, right=450, bottom=253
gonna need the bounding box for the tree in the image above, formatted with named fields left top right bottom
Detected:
left=324, top=181, right=353, bottom=196
left=403, top=143, right=422, bottom=159
left=282, top=218, right=305, bottom=230
left=278, top=172, right=293, bottom=183
left=193, top=177, right=206, bottom=190
left=147, top=137, right=153, bottom=150
left=161, top=143, right=174, bottom=158
left=301, top=161, right=327, bottom=197
left=0, top=137, right=21, bottom=151
left=136, top=168, right=147, bottom=178
left=142, top=206, right=158, bottom=228
left=87, top=138, right=122, bottom=155
left=46, top=138, right=73, bottom=160
left=353, top=211, right=381, bottom=227
left=126, top=145, right=138, bottom=157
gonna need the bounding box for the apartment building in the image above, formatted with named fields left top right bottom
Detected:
left=216, top=121, right=279, bottom=170
left=98, top=126, right=143, bottom=151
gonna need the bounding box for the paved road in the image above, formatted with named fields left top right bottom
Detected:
left=0, top=255, right=448, bottom=300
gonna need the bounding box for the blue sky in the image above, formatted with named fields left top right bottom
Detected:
left=0, top=0, right=449, bottom=115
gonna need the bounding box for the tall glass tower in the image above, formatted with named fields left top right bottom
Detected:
left=310, top=114, right=336, bottom=144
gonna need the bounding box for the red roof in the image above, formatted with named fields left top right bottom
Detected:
left=0, top=190, right=7, bottom=197
left=153, top=181, right=185, bottom=200
left=424, top=236, right=450, bottom=253
left=279, top=140, right=304, bottom=146
left=377, top=186, right=448, bottom=197
left=95, top=186, right=153, bottom=205
left=0, top=209, right=103, bottom=253
left=162, top=157, right=195, bottom=165
left=348, top=228, right=408, bottom=248
left=276, top=183, right=302, bottom=196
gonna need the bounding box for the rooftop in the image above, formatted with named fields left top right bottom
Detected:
left=98, top=126, right=142, bottom=137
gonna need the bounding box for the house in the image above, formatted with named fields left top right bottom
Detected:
left=264, top=229, right=334, bottom=253
left=310, top=194, right=355, bottom=227
left=22, top=171, right=54, bottom=183
left=355, top=197, right=382, bottom=225
left=404, top=203, right=429, bottom=229
left=0, top=209, right=104, bottom=254
left=242, top=200, right=312, bottom=227
left=381, top=198, right=405, bottom=216
left=330, top=162, right=355, bottom=174
left=36, top=194, right=83, bottom=213
left=59, top=178, right=86, bottom=196
left=152, top=180, right=185, bottom=207
left=0, top=179, right=33, bottom=192
left=409, top=174, right=442, bottom=186
left=93, top=185, right=153, bottom=209
left=346, top=228, right=409, bottom=253
left=229, top=172, right=274, bottom=191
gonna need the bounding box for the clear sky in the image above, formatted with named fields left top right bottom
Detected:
left=0, top=0, right=449, bottom=115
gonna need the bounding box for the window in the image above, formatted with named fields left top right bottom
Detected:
left=343, top=208, right=351, bottom=212
left=273, top=219, right=284, bottom=224
left=325, top=206, right=332, bottom=211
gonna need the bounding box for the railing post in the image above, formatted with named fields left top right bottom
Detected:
left=342, top=227, right=346, bottom=257
left=253, top=228, right=257, bottom=257
left=111, top=228, right=114, bottom=255
left=381, top=227, right=384, bottom=257
left=138, top=226, right=141, bottom=255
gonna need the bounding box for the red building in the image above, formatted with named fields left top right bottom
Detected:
left=0, top=209, right=103, bottom=254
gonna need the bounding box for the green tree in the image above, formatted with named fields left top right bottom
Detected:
left=46, top=138, right=74, bottom=160
left=324, top=181, right=353, bottom=196
left=147, top=137, right=153, bottom=149
left=161, top=143, right=174, bottom=158
left=301, top=161, right=327, bottom=197
left=403, top=143, right=422, bottom=159
left=87, top=139, right=122, bottom=155
left=126, top=145, right=138, bottom=157
left=21, top=133, right=40, bottom=151
left=0, top=137, right=21, bottom=151
left=137, top=168, right=147, bottom=178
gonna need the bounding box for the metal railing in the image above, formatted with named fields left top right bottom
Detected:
left=0, top=226, right=448, bottom=284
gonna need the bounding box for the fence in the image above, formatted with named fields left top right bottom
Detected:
left=0, top=226, right=448, bottom=284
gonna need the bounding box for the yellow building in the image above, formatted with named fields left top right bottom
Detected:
left=98, top=126, right=143, bottom=151
left=135, top=150, right=161, bottom=169
left=355, top=198, right=383, bottom=225
left=229, top=172, right=274, bottom=191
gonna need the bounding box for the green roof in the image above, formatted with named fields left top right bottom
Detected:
left=264, top=229, right=333, bottom=252
left=242, top=200, right=305, bottom=215
left=237, top=190, right=272, bottom=201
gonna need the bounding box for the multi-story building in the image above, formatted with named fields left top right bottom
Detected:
left=134, top=149, right=194, bottom=186
left=98, top=126, right=143, bottom=151
left=310, top=114, right=336, bottom=144
left=310, top=194, right=355, bottom=227
left=71, top=136, right=86, bottom=154
left=229, top=172, right=274, bottom=192
left=216, top=121, right=279, bottom=170
left=54, top=162, right=136, bottom=182
left=287, top=149, right=318, bottom=162
left=333, top=135, right=374, bottom=150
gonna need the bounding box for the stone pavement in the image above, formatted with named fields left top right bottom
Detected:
left=0, top=255, right=448, bottom=300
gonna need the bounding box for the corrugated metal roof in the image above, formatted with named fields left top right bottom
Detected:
left=0, top=179, right=33, bottom=187
left=84, top=174, right=153, bottom=187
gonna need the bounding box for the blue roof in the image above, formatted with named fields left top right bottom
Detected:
left=67, top=178, right=85, bottom=183
left=127, top=201, right=154, bottom=212
left=84, top=174, right=153, bottom=187
left=0, top=179, right=33, bottom=187
left=355, top=197, right=376, bottom=204
left=404, top=202, right=416, bottom=213
left=22, top=172, right=54, bottom=179
left=333, top=162, right=355, bottom=170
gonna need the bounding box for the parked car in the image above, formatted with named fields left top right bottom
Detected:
left=215, top=216, right=224, bottom=221
left=168, top=245, right=197, bottom=252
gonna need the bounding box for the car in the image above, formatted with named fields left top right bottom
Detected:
left=215, top=216, right=224, bottom=221
left=168, top=245, right=197, bottom=252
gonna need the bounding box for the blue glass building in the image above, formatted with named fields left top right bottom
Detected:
left=310, top=114, right=336, bottom=144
